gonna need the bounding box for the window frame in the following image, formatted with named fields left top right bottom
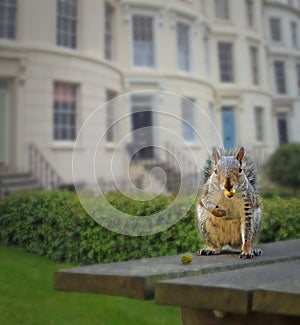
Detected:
left=218, top=42, right=234, bottom=83
left=104, top=2, right=114, bottom=60
left=270, top=17, right=282, bottom=42
left=0, top=0, right=17, bottom=40
left=297, top=63, right=300, bottom=96
left=274, top=60, right=287, bottom=94
left=201, top=0, right=207, bottom=15
left=131, top=13, right=156, bottom=68
left=53, top=82, right=77, bottom=142
left=291, top=21, right=298, bottom=48
left=245, top=0, right=254, bottom=28
left=105, top=89, right=117, bottom=144
left=181, top=97, right=196, bottom=143
left=176, top=21, right=192, bottom=73
left=250, top=46, right=259, bottom=86
left=214, top=0, right=230, bottom=21
left=203, top=26, right=211, bottom=80
left=56, top=0, right=78, bottom=49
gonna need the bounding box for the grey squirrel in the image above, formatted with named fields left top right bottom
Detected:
left=197, top=147, right=262, bottom=258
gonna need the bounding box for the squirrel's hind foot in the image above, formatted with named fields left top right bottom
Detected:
left=253, top=248, right=263, bottom=256
left=239, top=252, right=254, bottom=259
left=196, top=248, right=221, bottom=256
left=239, top=248, right=262, bottom=259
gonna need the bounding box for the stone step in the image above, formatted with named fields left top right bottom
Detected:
left=0, top=172, right=42, bottom=194
left=0, top=164, right=15, bottom=175
left=0, top=172, right=32, bottom=181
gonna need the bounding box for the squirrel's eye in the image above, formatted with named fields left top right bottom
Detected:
left=239, top=167, right=243, bottom=173
left=214, top=169, right=217, bottom=174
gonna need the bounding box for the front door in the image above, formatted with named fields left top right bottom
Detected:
left=131, top=96, right=154, bottom=159
left=222, top=106, right=236, bottom=150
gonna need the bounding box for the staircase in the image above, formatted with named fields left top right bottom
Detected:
left=0, top=144, right=63, bottom=197
left=0, top=171, right=42, bottom=196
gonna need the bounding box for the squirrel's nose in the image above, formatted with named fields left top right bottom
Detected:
left=225, top=177, right=233, bottom=190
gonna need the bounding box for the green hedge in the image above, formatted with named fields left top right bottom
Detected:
left=0, top=191, right=202, bottom=264
left=0, top=191, right=299, bottom=265
left=259, top=197, right=300, bottom=242
left=258, top=189, right=300, bottom=199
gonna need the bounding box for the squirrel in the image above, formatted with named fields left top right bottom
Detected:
left=196, top=147, right=262, bottom=259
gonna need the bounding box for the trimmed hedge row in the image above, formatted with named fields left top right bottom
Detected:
left=0, top=191, right=203, bottom=264
left=0, top=191, right=299, bottom=265
left=259, top=196, right=300, bottom=243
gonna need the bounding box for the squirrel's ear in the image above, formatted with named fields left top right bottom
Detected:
left=212, top=147, right=220, bottom=165
left=236, top=147, right=245, bottom=164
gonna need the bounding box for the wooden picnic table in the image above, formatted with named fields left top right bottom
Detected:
left=54, top=239, right=300, bottom=324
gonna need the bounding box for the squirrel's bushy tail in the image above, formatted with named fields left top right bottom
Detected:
left=202, top=148, right=257, bottom=189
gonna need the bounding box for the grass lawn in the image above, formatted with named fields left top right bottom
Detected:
left=0, top=245, right=180, bottom=325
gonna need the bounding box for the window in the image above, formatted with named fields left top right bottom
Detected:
left=277, top=113, right=289, bottom=145
left=201, top=0, right=207, bottom=15
left=274, top=61, right=286, bottom=94
left=0, top=0, right=17, bottom=39
left=270, top=17, right=282, bottom=42
left=254, top=107, right=264, bottom=142
left=56, top=0, right=78, bottom=49
left=132, top=15, right=155, bottom=67
left=250, top=46, right=259, bottom=85
left=297, top=63, right=300, bottom=95
left=53, top=82, right=77, bottom=141
left=181, top=98, right=196, bottom=142
left=105, top=3, right=114, bottom=60
left=218, top=42, right=234, bottom=83
left=215, top=0, right=229, bottom=21
left=246, top=0, right=254, bottom=27
left=203, top=30, right=211, bottom=79
left=177, top=22, right=191, bottom=72
left=106, top=90, right=117, bottom=143
left=291, top=22, right=298, bottom=48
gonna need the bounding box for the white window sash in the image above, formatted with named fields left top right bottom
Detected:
left=132, top=15, right=155, bottom=67
left=177, top=22, right=191, bottom=72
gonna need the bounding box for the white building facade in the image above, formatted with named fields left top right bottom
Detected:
left=0, top=0, right=299, bottom=188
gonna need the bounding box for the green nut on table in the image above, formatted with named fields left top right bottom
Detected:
left=181, top=253, right=193, bottom=264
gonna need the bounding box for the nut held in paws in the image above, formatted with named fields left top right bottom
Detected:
left=224, top=188, right=235, bottom=198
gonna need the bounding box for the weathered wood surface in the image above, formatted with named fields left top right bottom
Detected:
left=156, top=260, right=300, bottom=315
left=54, top=239, right=300, bottom=300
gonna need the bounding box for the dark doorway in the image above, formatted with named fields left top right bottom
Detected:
left=131, top=96, right=154, bottom=159
left=277, top=113, right=289, bottom=145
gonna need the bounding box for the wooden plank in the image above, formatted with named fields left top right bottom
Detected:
left=54, top=240, right=300, bottom=300
left=156, top=260, right=300, bottom=315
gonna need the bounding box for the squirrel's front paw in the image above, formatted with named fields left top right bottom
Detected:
left=212, top=207, right=226, bottom=218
